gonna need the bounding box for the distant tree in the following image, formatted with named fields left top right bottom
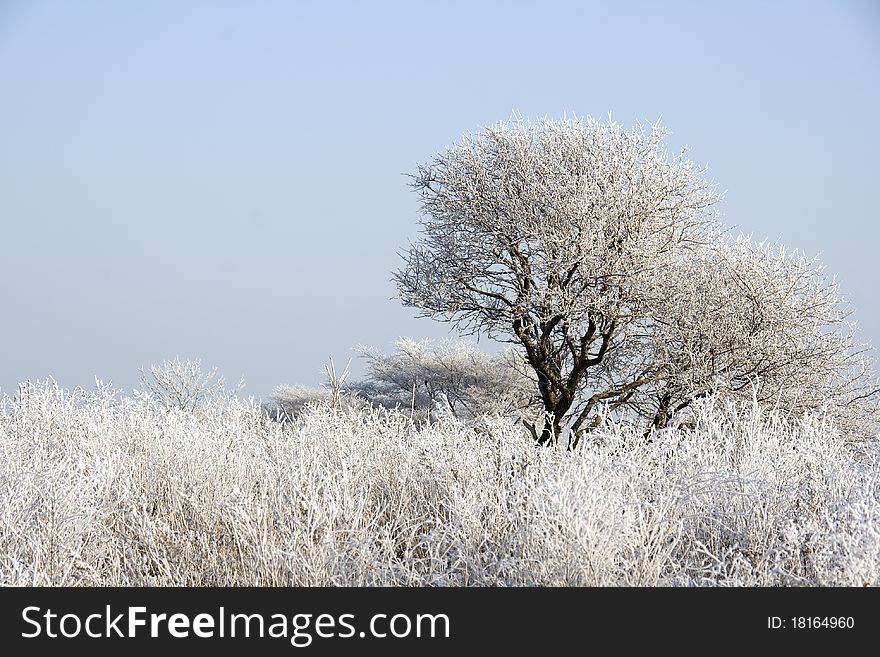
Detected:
left=138, top=357, right=240, bottom=411
left=353, top=338, right=539, bottom=421
left=395, top=115, right=878, bottom=446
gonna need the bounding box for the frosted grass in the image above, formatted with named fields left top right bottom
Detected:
left=1, top=379, right=877, bottom=586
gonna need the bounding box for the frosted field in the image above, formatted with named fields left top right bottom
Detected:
left=1, top=379, right=878, bottom=586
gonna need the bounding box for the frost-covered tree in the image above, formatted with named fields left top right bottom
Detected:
left=396, top=116, right=719, bottom=444
left=646, top=236, right=878, bottom=437
left=138, top=357, right=240, bottom=412
left=395, top=115, right=878, bottom=446
left=353, top=338, right=539, bottom=420
left=266, top=340, right=538, bottom=424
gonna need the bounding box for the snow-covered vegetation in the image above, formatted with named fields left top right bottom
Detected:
left=3, top=116, right=877, bottom=588
left=397, top=116, right=878, bottom=446
left=268, top=339, right=541, bottom=424
left=2, top=376, right=878, bottom=586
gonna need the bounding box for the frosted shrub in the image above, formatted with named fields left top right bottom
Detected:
left=1, top=380, right=878, bottom=586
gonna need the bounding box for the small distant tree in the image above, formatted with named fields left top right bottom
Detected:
left=138, top=357, right=240, bottom=411
left=646, top=236, right=879, bottom=436
left=353, top=338, right=539, bottom=420
left=395, top=115, right=878, bottom=446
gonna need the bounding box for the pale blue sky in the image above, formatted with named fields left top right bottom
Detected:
left=1, top=0, right=878, bottom=398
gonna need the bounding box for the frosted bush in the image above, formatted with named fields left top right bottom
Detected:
left=0, top=380, right=877, bottom=586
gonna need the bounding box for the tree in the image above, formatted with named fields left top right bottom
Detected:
left=645, top=236, right=879, bottom=437
left=353, top=338, right=539, bottom=420
left=138, top=357, right=241, bottom=411
left=395, top=115, right=878, bottom=446
left=395, top=115, right=719, bottom=445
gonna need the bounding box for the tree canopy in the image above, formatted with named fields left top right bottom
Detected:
left=396, top=116, right=878, bottom=446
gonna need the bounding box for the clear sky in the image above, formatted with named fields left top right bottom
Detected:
left=1, top=0, right=878, bottom=399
